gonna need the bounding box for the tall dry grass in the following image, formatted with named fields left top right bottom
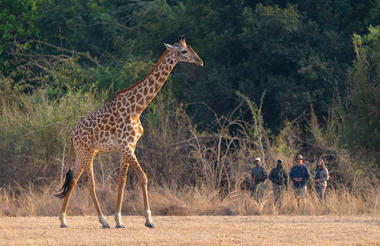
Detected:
left=0, top=181, right=379, bottom=217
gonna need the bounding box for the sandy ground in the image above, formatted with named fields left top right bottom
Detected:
left=0, top=216, right=379, bottom=245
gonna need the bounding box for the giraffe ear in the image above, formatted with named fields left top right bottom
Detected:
left=164, top=43, right=174, bottom=50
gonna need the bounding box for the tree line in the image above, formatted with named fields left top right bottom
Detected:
left=0, top=0, right=379, bottom=185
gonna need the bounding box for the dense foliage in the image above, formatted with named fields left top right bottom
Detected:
left=0, top=0, right=379, bottom=185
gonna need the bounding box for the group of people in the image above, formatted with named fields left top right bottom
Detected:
left=250, top=154, right=329, bottom=207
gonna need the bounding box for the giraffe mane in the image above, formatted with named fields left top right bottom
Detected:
left=107, top=49, right=170, bottom=105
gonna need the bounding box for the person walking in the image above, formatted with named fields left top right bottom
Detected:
left=314, top=159, right=329, bottom=203
left=251, top=157, right=268, bottom=203
left=290, top=154, right=310, bottom=209
left=269, top=159, right=288, bottom=206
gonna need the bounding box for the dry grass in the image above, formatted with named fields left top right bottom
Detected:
left=0, top=181, right=379, bottom=217
left=1, top=182, right=379, bottom=245
left=0, top=216, right=379, bottom=245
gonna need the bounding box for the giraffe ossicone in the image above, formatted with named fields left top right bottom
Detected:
left=55, top=36, right=203, bottom=229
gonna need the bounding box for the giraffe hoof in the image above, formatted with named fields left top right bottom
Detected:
left=99, top=216, right=111, bottom=228
left=145, top=222, right=155, bottom=228
left=116, top=224, right=125, bottom=229
left=102, top=223, right=111, bottom=229
left=60, top=224, right=68, bottom=228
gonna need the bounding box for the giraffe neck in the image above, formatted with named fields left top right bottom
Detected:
left=114, top=50, right=177, bottom=115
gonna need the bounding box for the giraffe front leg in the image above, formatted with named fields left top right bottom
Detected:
left=142, top=180, right=154, bottom=228
left=128, top=153, right=154, bottom=228
left=115, top=155, right=129, bottom=228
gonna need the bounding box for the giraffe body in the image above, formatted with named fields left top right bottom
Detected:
left=57, top=37, right=203, bottom=229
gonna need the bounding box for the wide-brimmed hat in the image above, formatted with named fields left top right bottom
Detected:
left=254, top=157, right=261, bottom=162
left=296, top=154, right=303, bottom=160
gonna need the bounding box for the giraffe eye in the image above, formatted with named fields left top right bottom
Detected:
left=181, top=50, right=187, bottom=54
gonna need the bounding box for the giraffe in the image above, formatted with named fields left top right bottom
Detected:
left=55, top=36, right=203, bottom=229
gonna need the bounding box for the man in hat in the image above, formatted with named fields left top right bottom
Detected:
left=251, top=157, right=268, bottom=202
left=269, top=159, right=288, bottom=206
left=290, top=154, right=310, bottom=209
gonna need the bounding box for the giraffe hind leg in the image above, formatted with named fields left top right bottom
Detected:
left=58, top=168, right=84, bottom=228
left=83, top=153, right=110, bottom=229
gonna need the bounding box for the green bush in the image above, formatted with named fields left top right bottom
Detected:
left=0, top=77, right=104, bottom=184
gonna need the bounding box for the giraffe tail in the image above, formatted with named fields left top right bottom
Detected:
left=55, top=138, right=74, bottom=199
left=55, top=169, right=73, bottom=198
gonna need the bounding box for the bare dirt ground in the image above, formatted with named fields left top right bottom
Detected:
left=0, top=216, right=379, bottom=245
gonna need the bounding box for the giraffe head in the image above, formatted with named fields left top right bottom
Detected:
left=164, top=36, right=203, bottom=66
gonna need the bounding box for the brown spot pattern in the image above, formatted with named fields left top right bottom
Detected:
left=61, top=47, right=188, bottom=228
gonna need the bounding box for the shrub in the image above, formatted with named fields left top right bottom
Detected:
left=0, top=77, right=104, bottom=185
